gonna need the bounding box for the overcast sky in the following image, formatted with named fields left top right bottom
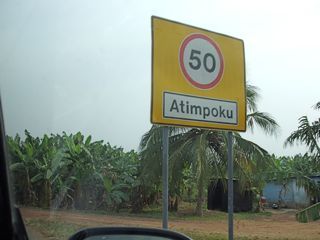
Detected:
left=0, top=0, right=319, bottom=156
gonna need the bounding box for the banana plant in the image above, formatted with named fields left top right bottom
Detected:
left=7, top=133, right=37, bottom=205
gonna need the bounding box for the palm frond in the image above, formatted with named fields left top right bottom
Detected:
left=247, top=111, right=279, bottom=136
left=246, top=84, right=260, bottom=112
left=285, top=116, right=320, bottom=155
left=236, top=135, right=269, bottom=157
left=313, top=101, right=320, bottom=110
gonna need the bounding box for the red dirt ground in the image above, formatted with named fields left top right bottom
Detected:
left=21, top=208, right=320, bottom=240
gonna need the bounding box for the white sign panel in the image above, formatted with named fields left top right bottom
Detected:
left=163, top=92, right=238, bottom=125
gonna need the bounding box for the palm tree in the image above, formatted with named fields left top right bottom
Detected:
left=139, top=85, right=279, bottom=215
left=285, top=101, right=320, bottom=158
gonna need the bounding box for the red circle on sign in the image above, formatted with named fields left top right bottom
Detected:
left=179, top=34, right=224, bottom=89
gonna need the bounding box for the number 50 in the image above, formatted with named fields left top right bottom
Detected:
left=189, top=49, right=216, bottom=73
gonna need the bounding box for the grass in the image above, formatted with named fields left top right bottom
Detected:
left=117, top=202, right=273, bottom=222
left=184, top=231, right=290, bottom=240
left=22, top=203, right=282, bottom=240
left=25, top=218, right=85, bottom=240
left=23, top=202, right=276, bottom=240
left=25, top=218, right=291, bottom=240
left=38, top=201, right=273, bottom=223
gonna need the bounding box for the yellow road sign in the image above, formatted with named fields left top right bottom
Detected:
left=151, top=16, right=246, bottom=131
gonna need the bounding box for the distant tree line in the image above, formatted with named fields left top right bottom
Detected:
left=7, top=98, right=318, bottom=215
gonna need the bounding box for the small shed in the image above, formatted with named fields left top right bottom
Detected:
left=207, top=180, right=253, bottom=212
left=263, top=175, right=320, bottom=208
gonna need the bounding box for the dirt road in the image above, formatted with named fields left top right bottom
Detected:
left=21, top=208, right=320, bottom=240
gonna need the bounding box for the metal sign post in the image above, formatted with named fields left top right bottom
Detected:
left=227, top=131, right=234, bottom=240
left=162, top=127, right=169, bottom=229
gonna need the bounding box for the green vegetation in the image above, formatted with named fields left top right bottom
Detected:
left=7, top=131, right=140, bottom=211
left=7, top=95, right=320, bottom=226
left=296, top=202, right=320, bottom=223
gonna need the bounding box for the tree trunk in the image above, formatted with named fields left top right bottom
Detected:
left=74, top=182, right=83, bottom=209
left=169, top=195, right=174, bottom=212
left=196, top=182, right=204, bottom=216
left=131, top=186, right=144, bottom=213
left=42, top=179, right=52, bottom=208
left=173, top=196, right=179, bottom=211
left=168, top=196, right=179, bottom=212
left=25, top=169, right=33, bottom=205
